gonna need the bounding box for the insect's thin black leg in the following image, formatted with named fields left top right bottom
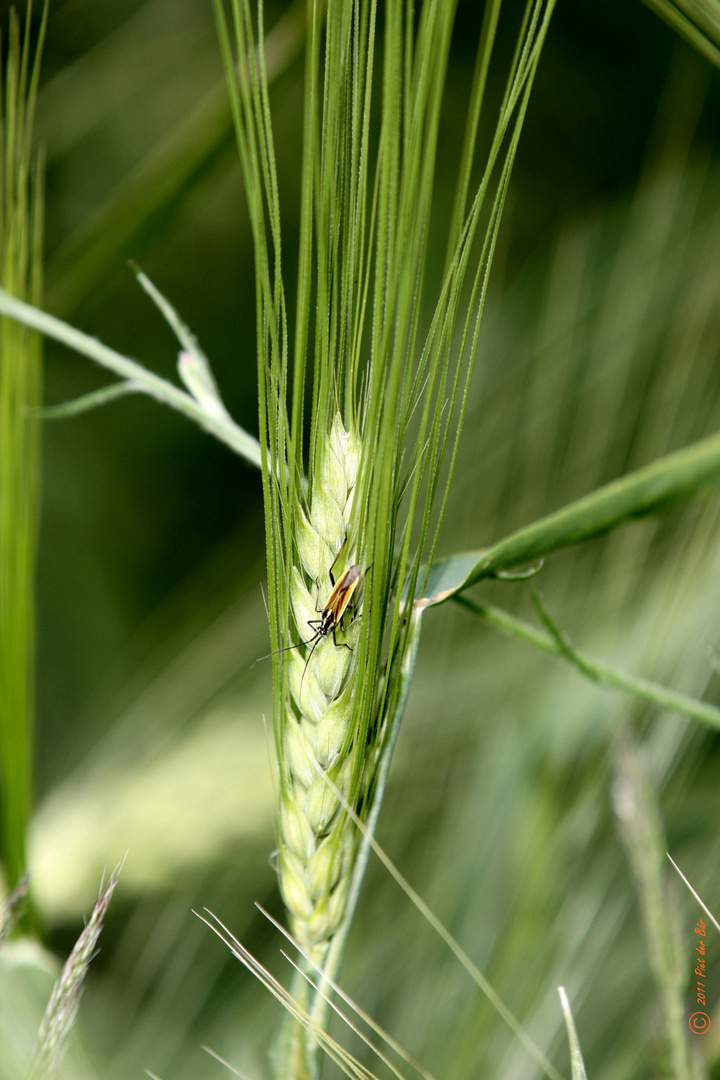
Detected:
left=341, top=610, right=362, bottom=633
left=331, top=624, right=353, bottom=652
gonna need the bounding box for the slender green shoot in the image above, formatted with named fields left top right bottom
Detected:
left=454, top=593, right=720, bottom=730
left=667, top=854, right=720, bottom=932
left=255, top=902, right=438, bottom=1080
left=0, top=0, right=47, bottom=894
left=199, top=908, right=391, bottom=1080
left=0, top=285, right=263, bottom=467
left=557, top=988, right=588, bottom=1080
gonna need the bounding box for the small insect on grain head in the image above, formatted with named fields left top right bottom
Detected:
left=253, top=542, right=370, bottom=698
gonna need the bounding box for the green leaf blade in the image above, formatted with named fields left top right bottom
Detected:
left=419, top=427, right=720, bottom=604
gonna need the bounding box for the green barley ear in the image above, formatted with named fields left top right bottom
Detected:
left=279, top=412, right=363, bottom=961
left=215, top=0, right=555, bottom=1072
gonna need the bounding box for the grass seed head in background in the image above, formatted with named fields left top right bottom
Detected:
left=27, top=870, right=119, bottom=1080
left=214, top=0, right=556, bottom=1034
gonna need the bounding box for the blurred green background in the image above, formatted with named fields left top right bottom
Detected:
left=5, top=0, right=720, bottom=1077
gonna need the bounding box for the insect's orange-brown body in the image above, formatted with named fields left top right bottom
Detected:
left=310, top=563, right=361, bottom=643
left=293, top=557, right=364, bottom=699
left=254, top=541, right=367, bottom=700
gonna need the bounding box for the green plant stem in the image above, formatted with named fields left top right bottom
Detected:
left=456, top=594, right=720, bottom=729
left=0, top=2, right=47, bottom=895
left=0, top=288, right=262, bottom=467
left=557, top=988, right=588, bottom=1080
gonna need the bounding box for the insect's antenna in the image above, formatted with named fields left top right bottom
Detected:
left=299, top=634, right=323, bottom=703
left=251, top=634, right=318, bottom=669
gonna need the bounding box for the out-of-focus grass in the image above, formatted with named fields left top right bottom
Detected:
left=14, top=2, right=720, bottom=1079
left=29, top=116, right=720, bottom=1080
left=353, top=111, right=720, bottom=1079
left=642, top=0, right=720, bottom=68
